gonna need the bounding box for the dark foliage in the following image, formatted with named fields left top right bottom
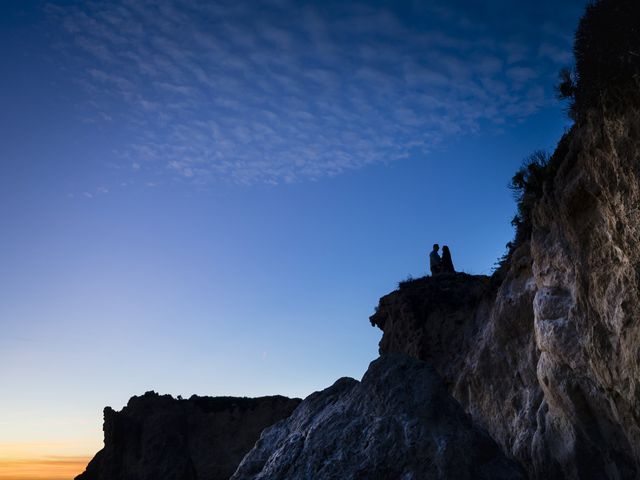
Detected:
left=398, top=275, right=415, bottom=289
left=494, top=129, right=573, bottom=278
left=494, top=141, right=569, bottom=277
left=571, top=0, right=640, bottom=117
left=509, top=151, right=551, bottom=246
left=556, top=67, right=578, bottom=119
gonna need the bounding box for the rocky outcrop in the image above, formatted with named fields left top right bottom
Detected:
left=370, top=244, right=549, bottom=475
left=370, top=5, right=640, bottom=475
left=371, top=273, right=494, bottom=389
left=369, top=88, right=640, bottom=480
left=232, top=354, right=525, bottom=480
left=75, top=392, right=301, bottom=480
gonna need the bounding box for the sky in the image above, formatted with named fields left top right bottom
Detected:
left=0, top=0, right=586, bottom=476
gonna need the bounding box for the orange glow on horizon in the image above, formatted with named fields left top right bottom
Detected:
left=0, top=457, right=90, bottom=480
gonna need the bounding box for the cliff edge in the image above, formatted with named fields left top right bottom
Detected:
left=75, top=392, right=300, bottom=480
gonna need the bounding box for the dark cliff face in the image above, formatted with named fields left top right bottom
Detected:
left=232, top=354, right=526, bottom=480
left=370, top=273, right=495, bottom=389
left=75, top=392, right=301, bottom=480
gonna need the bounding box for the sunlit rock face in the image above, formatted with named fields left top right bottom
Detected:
left=75, top=392, right=300, bottom=480
left=371, top=110, right=640, bottom=479
left=231, top=354, right=526, bottom=480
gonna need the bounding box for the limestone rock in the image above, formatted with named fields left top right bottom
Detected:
left=75, top=392, right=301, bottom=480
left=526, top=108, right=640, bottom=479
left=231, top=354, right=525, bottom=480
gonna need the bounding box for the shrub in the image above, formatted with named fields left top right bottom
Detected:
left=509, top=150, right=550, bottom=242
left=556, top=67, right=578, bottom=119
left=397, top=275, right=415, bottom=289
left=572, top=0, right=640, bottom=117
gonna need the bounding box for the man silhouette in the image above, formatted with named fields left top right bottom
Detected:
left=429, top=244, right=442, bottom=275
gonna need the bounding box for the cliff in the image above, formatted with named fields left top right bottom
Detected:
left=370, top=2, right=640, bottom=475
left=75, top=392, right=300, bottom=480
left=370, top=246, right=543, bottom=474
left=232, top=354, right=525, bottom=480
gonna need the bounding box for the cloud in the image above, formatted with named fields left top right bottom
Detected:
left=538, top=42, right=573, bottom=64
left=47, top=0, right=579, bottom=186
left=506, top=66, right=538, bottom=84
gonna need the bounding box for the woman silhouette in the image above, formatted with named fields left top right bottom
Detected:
left=441, top=245, right=455, bottom=273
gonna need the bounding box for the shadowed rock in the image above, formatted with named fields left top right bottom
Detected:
left=370, top=272, right=493, bottom=388
left=75, top=392, right=301, bottom=480
left=231, top=354, right=525, bottom=480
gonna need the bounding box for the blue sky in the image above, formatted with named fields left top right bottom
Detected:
left=1, top=0, right=584, bottom=460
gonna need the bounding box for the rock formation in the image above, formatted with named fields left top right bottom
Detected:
left=371, top=273, right=496, bottom=389
left=370, top=2, right=640, bottom=476
left=232, top=354, right=525, bottom=480
left=75, top=392, right=301, bottom=480
left=371, top=248, right=560, bottom=477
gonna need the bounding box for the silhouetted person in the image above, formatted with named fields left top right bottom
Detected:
left=441, top=245, right=455, bottom=273
left=429, top=244, right=442, bottom=275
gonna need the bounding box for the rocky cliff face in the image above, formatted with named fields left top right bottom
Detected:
left=232, top=354, right=525, bottom=480
left=370, top=111, right=640, bottom=479
left=370, top=6, right=640, bottom=475
left=75, top=392, right=300, bottom=480
left=530, top=108, right=640, bottom=478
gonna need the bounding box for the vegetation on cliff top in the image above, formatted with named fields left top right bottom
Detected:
left=558, top=0, right=640, bottom=119
left=496, top=0, right=639, bottom=276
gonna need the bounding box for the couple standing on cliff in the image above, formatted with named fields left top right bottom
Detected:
left=429, top=244, right=455, bottom=275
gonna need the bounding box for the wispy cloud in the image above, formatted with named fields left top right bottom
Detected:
left=46, top=0, right=580, bottom=186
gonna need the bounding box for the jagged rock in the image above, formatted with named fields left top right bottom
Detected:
left=231, top=354, right=526, bottom=480
left=75, top=392, right=301, bottom=480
